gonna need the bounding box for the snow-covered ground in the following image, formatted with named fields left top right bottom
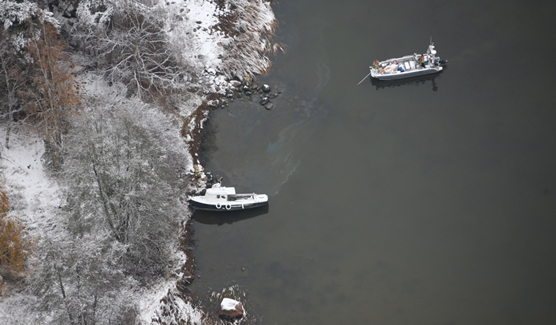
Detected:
left=166, top=0, right=224, bottom=71
left=0, top=127, right=61, bottom=244
left=0, top=126, right=60, bottom=323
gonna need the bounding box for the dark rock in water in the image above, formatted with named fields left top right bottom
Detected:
left=269, top=92, right=280, bottom=99
left=264, top=102, right=274, bottom=110
left=219, top=298, right=245, bottom=322
left=251, top=83, right=259, bottom=91
left=259, top=97, right=269, bottom=105
left=262, top=84, right=271, bottom=93
left=245, top=91, right=252, bottom=96
left=242, top=85, right=250, bottom=92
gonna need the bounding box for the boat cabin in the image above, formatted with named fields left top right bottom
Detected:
left=204, top=185, right=258, bottom=202
left=205, top=185, right=236, bottom=201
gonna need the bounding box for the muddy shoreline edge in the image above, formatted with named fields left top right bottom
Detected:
left=170, top=2, right=281, bottom=323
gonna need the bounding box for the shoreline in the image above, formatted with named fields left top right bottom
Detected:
left=125, top=0, right=282, bottom=323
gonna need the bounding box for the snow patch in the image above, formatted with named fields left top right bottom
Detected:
left=164, top=0, right=224, bottom=73
left=0, top=127, right=62, bottom=322
left=0, top=126, right=61, bottom=240
left=221, top=297, right=241, bottom=311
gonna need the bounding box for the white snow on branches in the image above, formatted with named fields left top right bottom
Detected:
left=0, top=0, right=59, bottom=52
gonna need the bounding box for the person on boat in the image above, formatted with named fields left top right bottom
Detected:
left=419, top=55, right=426, bottom=68
left=372, top=60, right=379, bottom=69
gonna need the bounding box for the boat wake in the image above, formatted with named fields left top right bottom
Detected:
left=264, top=59, right=330, bottom=194
left=202, top=25, right=331, bottom=197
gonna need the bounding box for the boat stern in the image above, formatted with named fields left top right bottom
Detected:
left=370, top=67, right=381, bottom=79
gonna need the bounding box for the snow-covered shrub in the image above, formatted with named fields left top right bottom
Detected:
left=74, top=0, right=114, bottom=28
left=0, top=0, right=59, bottom=52
left=29, top=235, right=138, bottom=325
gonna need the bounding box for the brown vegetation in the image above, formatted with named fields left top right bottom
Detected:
left=212, top=0, right=280, bottom=79
left=1, top=19, right=82, bottom=169
left=21, top=22, right=81, bottom=151
left=0, top=182, right=36, bottom=285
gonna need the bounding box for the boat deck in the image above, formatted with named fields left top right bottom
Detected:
left=369, top=43, right=445, bottom=81
left=371, top=55, right=442, bottom=80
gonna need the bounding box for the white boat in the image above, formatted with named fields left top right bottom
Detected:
left=370, top=43, right=447, bottom=81
left=188, top=183, right=268, bottom=211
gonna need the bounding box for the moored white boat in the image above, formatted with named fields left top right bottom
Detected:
left=370, top=42, right=447, bottom=81
left=188, top=183, right=268, bottom=211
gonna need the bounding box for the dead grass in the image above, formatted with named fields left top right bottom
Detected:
left=212, top=0, right=281, bottom=80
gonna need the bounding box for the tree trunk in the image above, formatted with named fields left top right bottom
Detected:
left=57, top=268, right=76, bottom=325
left=0, top=55, right=13, bottom=149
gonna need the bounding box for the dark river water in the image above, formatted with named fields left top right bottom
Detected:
left=190, top=1, right=556, bottom=324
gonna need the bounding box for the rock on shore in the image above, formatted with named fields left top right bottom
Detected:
left=219, top=298, right=246, bottom=322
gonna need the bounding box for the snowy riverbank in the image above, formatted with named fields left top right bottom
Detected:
left=0, top=0, right=277, bottom=323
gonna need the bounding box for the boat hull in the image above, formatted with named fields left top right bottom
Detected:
left=188, top=199, right=268, bottom=212
left=371, top=66, right=442, bottom=80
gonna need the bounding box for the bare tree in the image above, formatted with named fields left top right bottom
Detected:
left=62, top=98, right=189, bottom=278
left=0, top=0, right=63, bottom=149
left=21, top=21, right=81, bottom=167
left=27, top=95, right=189, bottom=323
left=73, top=0, right=185, bottom=100
left=29, top=235, right=138, bottom=325
left=0, top=2, right=80, bottom=164
left=0, top=50, right=26, bottom=149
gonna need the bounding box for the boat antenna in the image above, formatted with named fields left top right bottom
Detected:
left=357, top=70, right=373, bottom=86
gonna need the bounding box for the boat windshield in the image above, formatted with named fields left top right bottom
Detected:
left=228, top=194, right=254, bottom=201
